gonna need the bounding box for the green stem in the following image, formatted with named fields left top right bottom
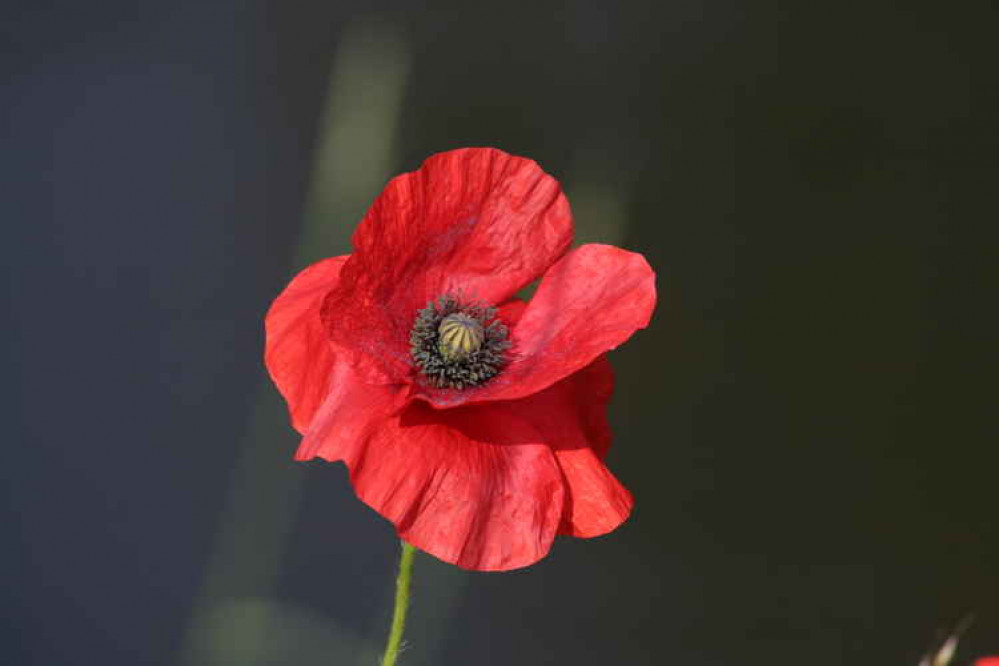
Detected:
left=380, top=540, right=416, bottom=666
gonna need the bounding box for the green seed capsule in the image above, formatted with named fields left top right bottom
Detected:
left=438, top=313, right=484, bottom=362
left=410, top=294, right=509, bottom=389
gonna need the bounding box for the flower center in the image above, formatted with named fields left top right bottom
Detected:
left=437, top=313, right=484, bottom=361
left=410, top=294, right=509, bottom=389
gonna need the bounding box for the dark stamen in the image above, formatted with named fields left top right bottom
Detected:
left=409, top=294, right=509, bottom=389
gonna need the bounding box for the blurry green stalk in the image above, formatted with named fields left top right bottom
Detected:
left=381, top=541, right=416, bottom=666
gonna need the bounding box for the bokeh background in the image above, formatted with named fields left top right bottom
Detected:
left=3, top=1, right=997, bottom=665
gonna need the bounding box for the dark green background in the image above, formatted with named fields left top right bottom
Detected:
left=3, top=1, right=996, bottom=664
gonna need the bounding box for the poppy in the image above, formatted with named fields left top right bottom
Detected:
left=265, top=147, right=656, bottom=571
left=976, top=659, right=999, bottom=666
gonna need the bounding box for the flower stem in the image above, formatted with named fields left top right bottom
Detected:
left=380, top=540, right=416, bottom=666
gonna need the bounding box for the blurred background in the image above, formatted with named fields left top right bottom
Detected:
left=3, top=1, right=997, bottom=664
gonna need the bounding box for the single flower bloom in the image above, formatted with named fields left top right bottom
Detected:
left=975, top=659, right=999, bottom=666
left=265, top=147, right=656, bottom=571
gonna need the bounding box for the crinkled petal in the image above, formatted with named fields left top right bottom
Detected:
left=353, top=147, right=573, bottom=308
left=293, top=360, right=409, bottom=462
left=299, top=374, right=565, bottom=570
left=516, top=357, right=632, bottom=537
left=553, top=447, right=631, bottom=537
left=496, top=296, right=527, bottom=326
left=264, top=256, right=348, bottom=433
left=416, top=244, right=656, bottom=408
left=322, top=147, right=573, bottom=380
left=539, top=355, right=616, bottom=461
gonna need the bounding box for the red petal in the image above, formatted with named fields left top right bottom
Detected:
left=976, top=660, right=999, bottom=666
left=516, top=358, right=632, bottom=537
left=354, top=147, right=572, bottom=308
left=416, top=244, right=656, bottom=408
left=550, top=355, right=615, bottom=461
left=554, top=446, right=631, bottom=537
left=497, top=296, right=528, bottom=325
left=300, top=371, right=565, bottom=570
left=322, top=148, right=573, bottom=380
left=293, top=360, right=409, bottom=462
left=264, top=256, right=348, bottom=433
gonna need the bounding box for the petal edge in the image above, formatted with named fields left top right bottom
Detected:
left=264, top=256, right=348, bottom=433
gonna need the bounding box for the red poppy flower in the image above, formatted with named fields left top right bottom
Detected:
left=265, top=147, right=656, bottom=571
left=976, top=659, right=999, bottom=666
